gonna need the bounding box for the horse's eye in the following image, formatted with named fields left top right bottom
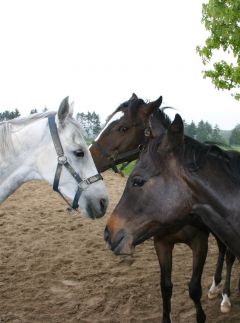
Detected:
left=119, top=126, right=128, bottom=133
left=73, top=150, right=84, bottom=158
left=132, top=177, right=145, bottom=187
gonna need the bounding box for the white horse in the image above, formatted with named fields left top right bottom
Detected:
left=0, top=97, right=109, bottom=219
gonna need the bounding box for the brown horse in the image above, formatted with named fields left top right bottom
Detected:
left=105, top=113, right=240, bottom=318
left=90, top=93, right=161, bottom=173
left=100, top=99, right=238, bottom=322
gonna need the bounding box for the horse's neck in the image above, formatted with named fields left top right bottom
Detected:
left=193, top=204, right=240, bottom=260
left=0, top=162, right=40, bottom=203
left=0, top=119, right=49, bottom=203
left=190, top=166, right=240, bottom=260
left=191, top=159, right=240, bottom=209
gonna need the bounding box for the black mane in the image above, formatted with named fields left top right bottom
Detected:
left=120, top=98, right=145, bottom=122
left=184, top=135, right=240, bottom=183
left=150, top=107, right=172, bottom=130
left=119, top=98, right=173, bottom=126
left=106, top=98, right=146, bottom=125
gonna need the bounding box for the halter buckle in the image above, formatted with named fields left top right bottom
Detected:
left=87, top=174, right=103, bottom=184
left=138, top=144, right=146, bottom=152
left=78, top=174, right=103, bottom=190
left=58, top=155, right=67, bottom=164
left=78, top=180, right=89, bottom=191
left=144, top=127, right=151, bottom=137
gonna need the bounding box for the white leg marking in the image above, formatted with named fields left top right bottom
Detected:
left=221, top=294, right=231, bottom=313
left=208, top=277, right=222, bottom=299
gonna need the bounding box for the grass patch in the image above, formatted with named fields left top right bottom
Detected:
left=120, top=161, right=137, bottom=176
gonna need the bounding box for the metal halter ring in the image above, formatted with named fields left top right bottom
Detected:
left=138, top=144, right=146, bottom=152
left=58, top=156, right=68, bottom=164
left=144, top=127, right=151, bottom=137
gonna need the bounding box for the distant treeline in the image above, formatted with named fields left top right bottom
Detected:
left=0, top=108, right=102, bottom=141
left=1, top=108, right=240, bottom=145
left=30, top=109, right=102, bottom=140
left=0, top=108, right=47, bottom=121
left=184, top=120, right=224, bottom=143
left=0, top=109, right=21, bottom=121
left=184, top=120, right=240, bottom=146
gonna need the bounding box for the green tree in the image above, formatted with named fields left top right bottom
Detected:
left=182, top=119, right=189, bottom=133
left=0, top=109, right=20, bottom=121
left=196, top=120, right=213, bottom=142
left=30, top=109, right=38, bottom=114
left=77, top=112, right=91, bottom=137
left=230, top=124, right=240, bottom=145
left=76, top=111, right=102, bottom=139
left=211, top=124, right=225, bottom=142
left=91, top=111, right=101, bottom=136
left=185, top=121, right=197, bottom=138
left=197, top=0, right=240, bottom=100
left=205, top=121, right=213, bottom=137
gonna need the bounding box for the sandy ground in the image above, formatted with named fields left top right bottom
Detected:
left=0, top=171, right=239, bottom=323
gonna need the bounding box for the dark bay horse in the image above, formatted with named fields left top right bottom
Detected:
left=105, top=108, right=240, bottom=257
left=100, top=98, right=238, bottom=322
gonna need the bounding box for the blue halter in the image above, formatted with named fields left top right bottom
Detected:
left=48, top=114, right=103, bottom=210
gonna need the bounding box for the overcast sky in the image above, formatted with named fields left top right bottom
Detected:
left=0, top=0, right=239, bottom=129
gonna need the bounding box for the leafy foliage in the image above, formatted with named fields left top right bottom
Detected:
left=197, top=0, right=240, bottom=99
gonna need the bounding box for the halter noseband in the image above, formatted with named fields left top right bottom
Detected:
left=48, top=114, right=103, bottom=210
left=92, top=140, right=141, bottom=173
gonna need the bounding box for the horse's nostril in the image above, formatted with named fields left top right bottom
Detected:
left=100, top=198, right=108, bottom=213
left=104, top=227, right=126, bottom=253
left=104, top=226, right=110, bottom=243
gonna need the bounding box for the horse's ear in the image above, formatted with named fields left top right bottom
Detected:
left=169, top=114, right=184, bottom=134
left=149, top=109, right=166, bottom=137
left=141, top=96, right=163, bottom=117
left=58, top=96, right=71, bottom=123
left=167, top=114, right=184, bottom=147
left=130, top=93, right=138, bottom=100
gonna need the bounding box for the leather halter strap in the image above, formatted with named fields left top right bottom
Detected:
left=48, top=114, right=103, bottom=210
left=92, top=140, right=140, bottom=173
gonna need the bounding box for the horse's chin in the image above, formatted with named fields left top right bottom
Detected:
left=133, top=229, right=156, bottom=246
left=112, top=235, right=135, bottom=256
left=82, top=208, right=97, bottom=220
left=77, top=199, right=97, bottom=220
left=81, top=205, right=102, bottom=220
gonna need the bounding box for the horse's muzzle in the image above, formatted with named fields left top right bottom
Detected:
left=87, top=197, right=108, bottom=219
left=104, top=226, right=133, bottom=255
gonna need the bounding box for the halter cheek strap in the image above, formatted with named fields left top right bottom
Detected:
left=48, top=114, right=103, bottom=210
